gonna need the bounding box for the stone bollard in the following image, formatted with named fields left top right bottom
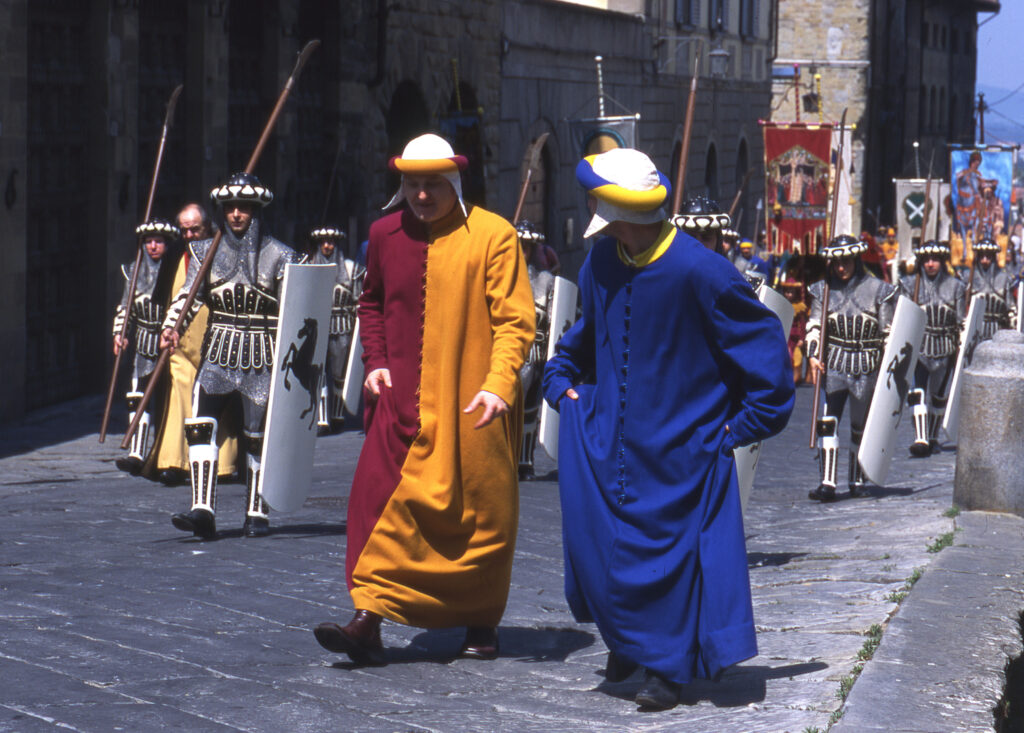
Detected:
left=954, top=329, right=1024, bottom=515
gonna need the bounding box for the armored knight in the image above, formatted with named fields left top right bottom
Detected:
left=898, top=240, right=966, bottom=456
left=112, top=218, right=181, bottom=475
left=160, top=172, right=302, bottom=539
left=310, top=226, right=365, bottom=433
left=670, top=196, right=732, bottom=255
left=515, top=221, right=555, bottom=480
left=807, top=235, right=897, bottom=501
left=965, top=237, right=1015, bottom=340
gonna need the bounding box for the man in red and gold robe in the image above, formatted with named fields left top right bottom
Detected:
left=314, top=134, right=535, bottom=664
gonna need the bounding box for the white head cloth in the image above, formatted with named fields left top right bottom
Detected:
left=383, top=133, right=467, bottom=217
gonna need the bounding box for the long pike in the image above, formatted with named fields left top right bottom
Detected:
left=809, top=108, right=847, bottom=449
left=121, top=40, right=320, bottom=450
left=100, top=83, right=183, bottom=443
left=671, top=41, right=703, bottom=216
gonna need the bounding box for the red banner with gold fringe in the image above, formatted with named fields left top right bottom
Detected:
left=763, top=122, right=833, bottom=255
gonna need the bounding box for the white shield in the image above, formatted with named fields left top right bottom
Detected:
left=538, top=276, right=579, bottom=461
left=260, top=263, right=335, bottom=512
left=734, top=282, right=795, bottom=511
left=1018, top=283, right=1024, bottom=334
left=342, top=318, right=364, bottom=418
left=857, top=296, right=926, bottom=485
left=941, top=294, right=985, bottom=442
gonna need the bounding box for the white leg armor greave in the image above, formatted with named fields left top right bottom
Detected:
left=909, top=389, right=930, bottom=456
left=185, top=417, right=218, bottom=513
left=329, top=379, right=345, bottom=423
left=317, top=378, right=329, bottom=428
left=245, top=451, right=268, bottom=520
left=848, top=450, right=865, bottom=495
left=817, top=417, right=839, bottom=489
left=125, top=391, right=149, bottom=462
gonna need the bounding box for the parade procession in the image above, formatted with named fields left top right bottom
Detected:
left=6, top=1, right=1024, bottom=731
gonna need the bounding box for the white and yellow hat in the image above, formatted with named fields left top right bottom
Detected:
left=576, top=148, right=671, bottom=238
left=383, top=133, right=469, bottom=216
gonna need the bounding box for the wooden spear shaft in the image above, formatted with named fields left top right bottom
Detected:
left=672, top=41, right=703, bottom=216
left=121, top=40, right=320, bottom=450
left=100, top=83, right=182, bottom=443
left=809, top=109, right=847, bottom=449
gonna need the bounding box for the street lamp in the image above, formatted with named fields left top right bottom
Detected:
left=709, top=45, right=730, bottom=79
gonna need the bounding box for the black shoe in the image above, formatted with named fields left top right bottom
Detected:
left=635, top=668, right=681, bottom=710
left=460, top=626, right=499, bottom=660
left=518, top=466, right=535, bottom=482
left=157, top=468, right=188, bottom=486
left=314, top=610, right=387, bottom=666
left=605, top=651, right=638, bottom=682
left=171, top=508, right=217, bottom=539
left=243, top=516, right=270, bottom=538
left=848, top=483, right=867, bottom=498
left=929, top=439, right=941, bottom=453
left=317, top=425, right=331, bottom=437
left=808, top=484, right=837, bottom=502
left=909, top=441, right=931, bottom=457
left=115, top=456, right=144, bottom=475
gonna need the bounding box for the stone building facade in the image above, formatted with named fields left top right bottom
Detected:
left=0, top=0, right=775, bottom=423
left=771, top=0, right=998, bottom=234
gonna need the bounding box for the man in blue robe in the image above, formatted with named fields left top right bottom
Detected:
left=543, top=148, right=795, bottom=710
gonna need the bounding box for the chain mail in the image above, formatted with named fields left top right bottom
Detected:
left=113, top=258, right=166, bottom=379
left=898, top=271, right=966, bottom=359
left=967, top=264, right=1014, bottom=339
left=163, top=222, right=301, bottom=406
left=807, top=271, right=896, bottom=401
left=313, top=249, right=365, bottom=383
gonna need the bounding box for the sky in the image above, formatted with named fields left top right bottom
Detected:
left=976, top=2, right=1024, bottom=146
left=976, top=2, right=1020, bottom=90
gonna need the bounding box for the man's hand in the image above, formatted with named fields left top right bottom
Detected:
left=463, top=390, right=509, bottom=429
left=808, top=356, right=824, bottom=385
left=112, top=335, right=129, bottom=356
left=563, top=388, right=579, bottom=402
left=364, top=368, right=392, bottom=399
left=160, top=328, right=180, bottom=354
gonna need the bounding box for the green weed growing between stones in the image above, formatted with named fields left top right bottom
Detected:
left=886, top=567, right=924, bottom=604
left=927, top=530, right=956, bottom=553
left=943, top=506, right=960, bottom=518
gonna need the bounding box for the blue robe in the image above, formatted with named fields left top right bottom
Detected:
left=542, top=228, right=794, bottom=684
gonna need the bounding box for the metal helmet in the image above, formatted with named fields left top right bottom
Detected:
left=972, top=237, right=1000, bottom=254
left=135, top=218, right=180, bottom=241
left=515, top=220, right=545, bottom=243
left=671, top=196, right=731, bottom=232
left=210, top=171, right=274, bottom=208
left=821, top=234, right=867, bottom=260
left=310, top=226, right=346, bottom=241
left=912, top=239, right=950, bottom=259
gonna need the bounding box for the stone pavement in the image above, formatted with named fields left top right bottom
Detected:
left=1, top=385, right=1022, bottom=732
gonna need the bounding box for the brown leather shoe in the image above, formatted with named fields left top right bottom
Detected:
left=460, top=626, right=499, bottom=660
left=314, top=610, right=386, bottom=666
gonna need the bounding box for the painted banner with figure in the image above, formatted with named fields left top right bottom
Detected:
left=950, top=146, right=1013, bottom=266
left=763, top=122, right=832, bottom=255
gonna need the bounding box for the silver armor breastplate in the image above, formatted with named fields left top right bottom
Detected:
left=331, top=282, right=358, bottom=336
left=922, top=303, right=958, bottom=358
left=203, top=282, right=279, bottom=370
left=131, top=294, right=164, bottom=359
left=826, top=312, right=883, bottom=376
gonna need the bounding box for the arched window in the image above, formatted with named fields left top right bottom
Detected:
left=385, top=80, right=431, bottom=194
left=442, top=81, right=486, bottom=206
left=705, top=143, right=719, bottom=202
left=735, top=138, right=750, bottom=234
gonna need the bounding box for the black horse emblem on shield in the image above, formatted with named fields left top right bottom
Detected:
left=886, top=342, right=914, bottom=420
left=280, top=317, right=323, bottom=428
